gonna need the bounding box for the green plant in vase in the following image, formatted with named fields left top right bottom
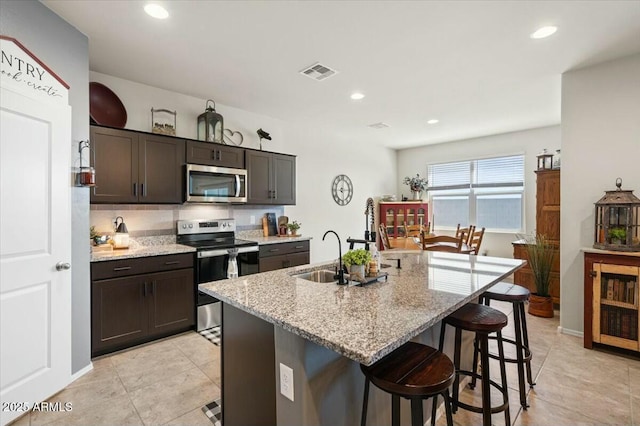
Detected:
left=342, top=249, right=372, bottom=281
left=517, top=233, right=556, bottom=317
left=287, top=220, right=301, bottom=236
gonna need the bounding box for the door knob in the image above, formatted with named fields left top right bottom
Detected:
left=56, top=262, right=71, bottom=271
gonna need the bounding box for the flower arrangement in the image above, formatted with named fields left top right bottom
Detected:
left=403, top=174, right=429, bottom=192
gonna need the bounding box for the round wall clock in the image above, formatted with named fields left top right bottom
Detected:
left=332, top=174, right=353, bottom=206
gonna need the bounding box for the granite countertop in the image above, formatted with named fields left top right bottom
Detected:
left=200, top=251, right=525, bottom=365
left=90, top=244, right=195, bottom=262
left=249, top=235, right=312, bottom=245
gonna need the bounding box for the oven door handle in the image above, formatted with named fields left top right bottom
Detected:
left=198, top=249, right=232, bottom=258
left=236, top=246, right=259, bottom=254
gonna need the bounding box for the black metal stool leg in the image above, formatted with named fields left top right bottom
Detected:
left=513, top=302, right=528, bottom=409
left=452, top=327, right=462, bottom=413
left=479, top=333, right=492, bottom=426
left=497, top=331, right=511, bottom=426
left=361, top=377, right=370, bottom=426
left=411, top=398, right=424, bottom=426
left=443, top=389, right=454, bottom=426
left=520, top=301, right=535, bottom=387
left=469, top=334, right=480, bottom=390
left=392, top=394, right=400, bottom=426
left=430, top=393, right=438, bottom=426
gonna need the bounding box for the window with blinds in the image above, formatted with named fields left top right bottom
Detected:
left=428, top=155, right=524, bottom=232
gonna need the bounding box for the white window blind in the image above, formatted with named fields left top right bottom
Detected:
left=427, top=154, right=524, bottom=232
left=474, top=155, right=524, bottom=188
left=428, top=161, right=470, bottom=190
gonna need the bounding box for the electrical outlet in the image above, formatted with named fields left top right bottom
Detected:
left=279, top=363, right=294, bottom=401
left=250, top=215, right=256, bottom=225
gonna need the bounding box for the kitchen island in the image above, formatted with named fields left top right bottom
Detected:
left=200, top=250, right=525, bottom=426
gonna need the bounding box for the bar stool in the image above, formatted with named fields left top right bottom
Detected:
left=434, top=303, right=510, bottom=426
left=361, top=342, right=455, bottom=426
left=472, top=282, right=535, bottom=409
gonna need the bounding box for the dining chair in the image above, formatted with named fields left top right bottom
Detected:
left=468, top=227, right=485, bottom=254
left=404, top=224, right=423, bottom=238
left=420, top=234, right=465, bottom=252
left=378, top=224, right=392, bottom=250
left=455, top=224, right=475, bottom=244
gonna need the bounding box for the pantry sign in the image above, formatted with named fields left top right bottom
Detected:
left=0, top=35, right=69, bottom=104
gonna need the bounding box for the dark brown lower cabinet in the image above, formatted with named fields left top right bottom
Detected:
left=91, top=254, right=194, bottom=356
left=259, top=241, right=310, bottom=272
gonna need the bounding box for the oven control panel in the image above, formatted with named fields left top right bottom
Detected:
left=177, top=218, right=236, bottom=235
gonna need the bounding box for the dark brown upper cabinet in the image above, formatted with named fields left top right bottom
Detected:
left=186, top=140, right=245, bottom=169
left=246, top=151, right=296, bottom=205
left=90, top=126, right=184, bottom=204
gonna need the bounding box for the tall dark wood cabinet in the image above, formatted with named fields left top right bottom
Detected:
left=90, top=126, right=184, bottom=204
left=535, top=170, right=561, bottom=245
left=513, top=169, right=561, bottom=303
left=246, top=151, right=296, bottom=205
left=91, top=253, right=194, bottom=356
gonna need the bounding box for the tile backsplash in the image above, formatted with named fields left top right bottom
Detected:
left=90, top=204, right=285, bottom=236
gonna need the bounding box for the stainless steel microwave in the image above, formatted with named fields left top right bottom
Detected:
left=185, top=164, right=247, bottom=203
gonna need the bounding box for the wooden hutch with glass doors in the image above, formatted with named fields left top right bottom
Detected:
left=379, top=201, right=428, bottom=250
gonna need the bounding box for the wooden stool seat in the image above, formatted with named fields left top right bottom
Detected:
left=361, top=342, right=455, bottom=426
left=443, top=303, right=508, bottom=333
left=483, top=282, right=530, bottom=302
left=361, top=342, right=455, bottom=397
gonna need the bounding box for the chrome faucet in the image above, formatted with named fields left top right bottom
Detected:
left=322, top=230, right=347, bottom=285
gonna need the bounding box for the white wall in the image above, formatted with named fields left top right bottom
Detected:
left=560, top=53, right=640, bottom=335
left=89, top=72, right=397, bottom=263
left=396, top=126, right=561, bottom=258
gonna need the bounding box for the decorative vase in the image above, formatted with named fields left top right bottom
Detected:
left=528, top=293, right=554, bottom=318
left=349, top=264, right=365, bottom=281
left=412, top=190, right=423, bottom=201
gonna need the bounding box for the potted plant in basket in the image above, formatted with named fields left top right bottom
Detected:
left=342, top=249, right=372, bottom=281
left=403, top=174, right=429, bottom=200
left=287, top=220, right=301, bottom=236
left=518, top=233, right=556, bottom=318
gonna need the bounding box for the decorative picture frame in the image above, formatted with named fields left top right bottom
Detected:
left=151, top=108, right=176, bottom=136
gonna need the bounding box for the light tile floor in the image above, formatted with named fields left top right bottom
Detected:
left=9, top=301, right=640, bottom=426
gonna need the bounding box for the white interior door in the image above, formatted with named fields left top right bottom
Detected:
left=0, top=87, right=72, bottom=426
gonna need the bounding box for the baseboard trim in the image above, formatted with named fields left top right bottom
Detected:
left=71, top=362, right=93, bottom=382
left=558, top=326, right=583, bottom=338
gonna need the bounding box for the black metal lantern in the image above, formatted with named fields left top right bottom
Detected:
left=594, top=178, right=640, bottom=252
left=536, top=149, right=554, bottom=170
left=197, top=99, right=224, bottom=143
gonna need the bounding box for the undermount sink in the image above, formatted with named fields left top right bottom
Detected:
left=293, top=270, right=340, bottom=283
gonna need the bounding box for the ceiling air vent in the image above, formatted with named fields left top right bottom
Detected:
left=299, top=62, right=338, bottom=81
left=368, top=122, right=390, bottom=129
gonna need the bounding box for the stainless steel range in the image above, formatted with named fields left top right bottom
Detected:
left=176, top=218, right=259, bottom=331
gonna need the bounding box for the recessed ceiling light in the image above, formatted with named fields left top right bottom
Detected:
left=144, top=4, right=169, bottom=19
left=530, top=26, right=557, bottom=39
left=350, top=93, right=365, bottom=100
left=427, top=119, right=439, bottom=125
